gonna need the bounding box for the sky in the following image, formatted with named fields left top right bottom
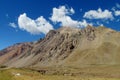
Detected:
left=0, top=0, right=120, bottom=50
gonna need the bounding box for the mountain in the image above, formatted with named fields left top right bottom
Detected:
left=0, top=25, right=120, bottom=68
left=0, top=43, right=33, bottom=65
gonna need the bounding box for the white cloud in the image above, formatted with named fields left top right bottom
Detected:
left=100, top=24, right=104, bottom=26
left=115, top=10, right=120, bottom=16
left=50, top=6, right=78, bottom=27
left=116, top=19, right=120, bottom=22
left=70, top=7, right=75, bottom=14
left=112, top=3, right=120, bottom=16
left=116, top=3, right=120, bottom=9
left=79, top=20, right=93, bottom=28
left=111, top=7, right=116, bottom=12
left=84, top=8, right=113, bottom=20
left=96, top=21, right=104, bottom=26
left=50, top=6, right=91, bottom=28
left=9, top=22, right=17, bottom=28
left=18, top=13, right=54, bottom=35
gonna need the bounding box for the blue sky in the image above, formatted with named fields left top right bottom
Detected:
left=0, top=0, right=120, bottom=50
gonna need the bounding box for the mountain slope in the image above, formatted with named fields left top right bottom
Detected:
left=0, top=26, right=120, bottom=68
left=0, top=43, right=33, bottom=65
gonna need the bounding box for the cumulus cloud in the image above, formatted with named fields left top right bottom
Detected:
left=18, top=13, right=54, bottom=35
left=115, top=10, right=120, bottom=16
left=84, top=8, right=113, bottom=20
left=50, top=6, right=91, bottom=28
left=50, top=6, right=76, bottom=26
left=9, top=22, right=17, bottom=28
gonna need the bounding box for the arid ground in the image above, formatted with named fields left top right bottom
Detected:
left=1, top=66, right=120, bottom=80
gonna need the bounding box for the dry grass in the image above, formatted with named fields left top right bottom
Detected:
left=0, top=68, right=120, bottom=80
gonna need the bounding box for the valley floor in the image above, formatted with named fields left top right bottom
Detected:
left=1, top=66, right=120, bottom=80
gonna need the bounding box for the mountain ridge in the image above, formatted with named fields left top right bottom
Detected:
left=0, top=26, right=120, bottom=68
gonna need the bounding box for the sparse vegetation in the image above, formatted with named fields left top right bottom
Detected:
left=0, top=68, right=120, bottom=80
left=0, top=69, right=13, bottom=80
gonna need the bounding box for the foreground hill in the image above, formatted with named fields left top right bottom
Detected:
left=0, top=25, right=120, bottom=68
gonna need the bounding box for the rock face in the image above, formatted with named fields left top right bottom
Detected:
left=0, top=26, right=120, bottom=68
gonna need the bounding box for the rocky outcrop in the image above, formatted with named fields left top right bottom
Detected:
left=0, top=25, right=120, bottom=68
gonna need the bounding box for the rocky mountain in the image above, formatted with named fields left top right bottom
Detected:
left=0, top=25, right=120, bottom=68
left=0, top=43, right=33, bottom=65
